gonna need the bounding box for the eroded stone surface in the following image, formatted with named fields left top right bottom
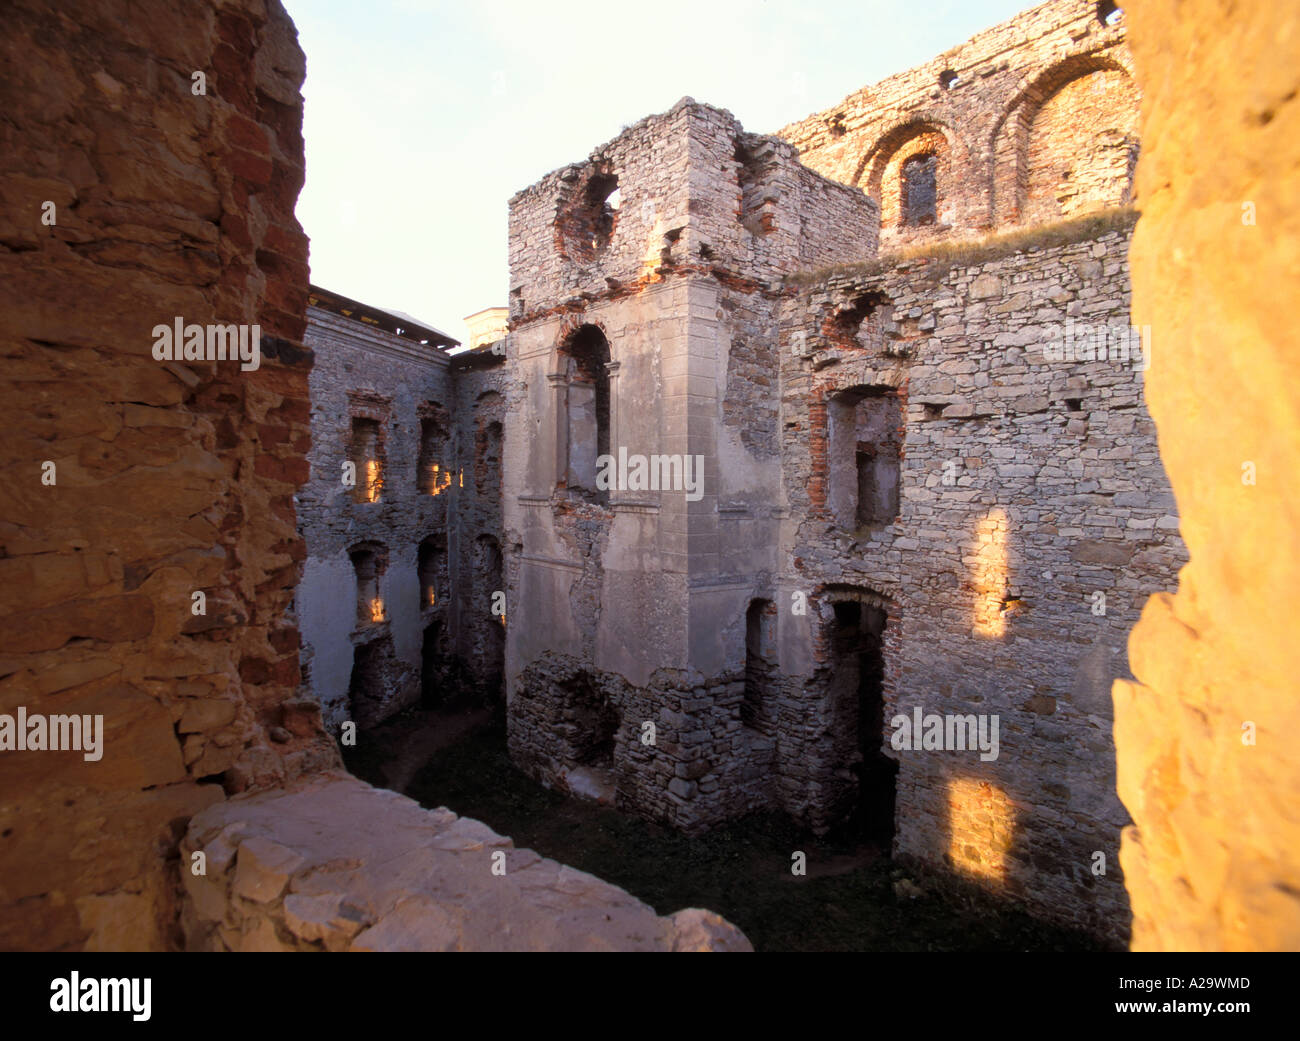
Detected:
left=0, top=0, right=337, bottom=952
left=1117, top=0, right=1300, bottom=951
left=180, top=772, right=752, bottom=952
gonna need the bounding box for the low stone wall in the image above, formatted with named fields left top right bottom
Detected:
left=509, top=652, right=775, bottom=833
left=180, top=772, right=751, bottom=951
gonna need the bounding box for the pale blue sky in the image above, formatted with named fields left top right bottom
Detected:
left=284, top=0, right=1030, bottom=345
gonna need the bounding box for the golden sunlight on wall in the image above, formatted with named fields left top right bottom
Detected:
left=947, top=777, right=1016, bottom=882
left=363, top=459, right=382, bottom=503
left=1118, top=0, right=1300, bottom=950
left=970, top=508, right=1010, bottom=637
left=426, top=463, right=453, bottom=497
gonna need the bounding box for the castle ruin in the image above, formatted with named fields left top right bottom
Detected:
left=3, top=0, right=1296, bottom=954
left=492, top=0, right=1181, bottom=943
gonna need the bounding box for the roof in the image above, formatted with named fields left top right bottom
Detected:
left=463, top=306, right=508, bottom=323
left=307, top=284, right=460, bottom=348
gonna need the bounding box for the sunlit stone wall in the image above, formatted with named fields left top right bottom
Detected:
left=1117, top=0, right=1300, bottom=952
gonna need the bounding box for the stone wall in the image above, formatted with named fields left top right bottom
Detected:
left=0, top=0, right=335, bottom=951
left=777, top=0, right=1137, bottom=248
left=297, top=310, right=513, bottom=729
left=776, top=219, right=1185, bottom=942
left=448, top=349, right=510, bottom=703
left=297, top=306, right=454, bottom=730
left=502, top=79, right=1183, bottom=942
left=505, top=100, right=876, bottom=831
left=508, top=98, right=876, bottom=326
left=1116, top=0, right=1300, bottom=950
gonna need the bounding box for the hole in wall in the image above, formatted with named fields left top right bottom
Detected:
left=828, top=386, right=902, bottom=531
left=557, top=169, right=619, bottom=263
left=825, top=596, right=896, bottom=841
left=735, top=134, right=777, bottom=237
left=1098, top=1, right=1122, bottom=27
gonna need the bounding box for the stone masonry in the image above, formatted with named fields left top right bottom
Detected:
left=505, top=99, right=877, bottom=825
left=6, top=0, right=1289, bottom=954
left=2, top=0, right=750, bottom=952
left=778, top=0, right=1138, bottom=249
left=502, top=1, right=1183, bottom=944
left=777, top=220, right=1184, bottom=942
left=0, top=0, right=338, bottom=950
left=297, top=293, right=508, bottom=733
left=180, top=771, right=750, bottom=952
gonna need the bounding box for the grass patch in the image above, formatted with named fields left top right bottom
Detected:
left=345, top=716, right=1114, bottom=952
left=788, top=206, right=1140, bottom=287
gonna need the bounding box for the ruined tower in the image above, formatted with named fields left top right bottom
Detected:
left=503, top=99, right=876, bottom=831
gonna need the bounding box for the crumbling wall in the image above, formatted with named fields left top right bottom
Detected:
left=297, top=307, right=452, bottom=730
left=0, top=0, right=334, bottom=951
left=508, top=98, right=875, bottom=327
left=505, top=101, right=876, bottom=831
left=449, top=350, right=510, bottom=704
left=1117, top=0, right=1300, bottom=951
left=776, top=220, right=1185, bottom=942
left=777, top=0, right=1137, bottom=247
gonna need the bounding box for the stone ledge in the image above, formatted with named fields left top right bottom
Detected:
left=179, top=771, right=751, bottom=952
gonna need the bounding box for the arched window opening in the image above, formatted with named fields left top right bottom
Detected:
left=563, top=325, right=611, bottom=505
left=476, top=419, right=503, bottom=498
left=349, top=417, right=384, bottom=503
left=418, top=534, right=447, bottom=608
left=418, top=406, right=451, bottom=496
left=349, top=543, right=387, bottom=626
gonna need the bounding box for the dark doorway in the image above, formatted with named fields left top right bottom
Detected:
left=743, top=598, right=776, bottom=731
left=348, top=634, right=408, bottom=729
left=421, top=620, right=447, bottom=707
left=829, top=599, right=896, bottom=841
left=567, top=672, right=619, bottom=768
